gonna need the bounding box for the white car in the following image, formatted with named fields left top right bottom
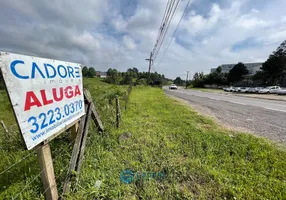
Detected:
left=223, top=87, right=235, bottom=92
left=269, top=86, right=281, bottom=94
left=169, top=84, right=177, bottom=90
left=239, top=87, right=250, bottom=93
left=277, top=88, right=286, bottom=95
left=248, top=87, right=257, bottom=93
left=234, top=87, right=241, bottom=92
left=259, top=86, right=280, bottom=94
left=258, top=88, right=270, bottom=94
left=254, top=87, right=264, bottom=93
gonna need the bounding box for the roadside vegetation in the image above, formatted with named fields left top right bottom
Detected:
left=81, top=67, right=172, bottom=87
left=71, top=87, right=285, bottom=199
left=0, top=78, right=127, bottom=199
left=1, top=79, right=285, bottom=199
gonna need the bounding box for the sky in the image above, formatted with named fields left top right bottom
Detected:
left=0, top=0, right=285, bottom=79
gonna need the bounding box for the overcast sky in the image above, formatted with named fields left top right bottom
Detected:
left=0, top=0, right=285, bottom=79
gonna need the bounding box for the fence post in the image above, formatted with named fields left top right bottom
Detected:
left=116, top=95, right=120, bottom=128
left=70, top=122, right=79, bottom=141
left=124, top=92, right=128, bottom=111
left=37, top=143, right=58, bottom=200
left=63, top=88, right=104, bottom=196
left=62, top=115, right=86, bottom=195
left=83, top=88, right=104, bottom=132
left=76, top=103, right=92, bottom=174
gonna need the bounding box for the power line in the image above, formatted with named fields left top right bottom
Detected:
left=154, top=0, right=191, bottom=69
left=147, top=0, right=181, bottom=75
left=152, top=0, right=181, bottom=61
left=154, top=0, right=180, bottom=56
left=152, top=0, right=172, bottom=54
left=152, top=0, right=173, bottom=54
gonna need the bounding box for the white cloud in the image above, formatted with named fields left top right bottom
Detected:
left=112, top=15, right=128, bottom=33
left=0, top=0, right=285, bottom=79
left=182, top=3, right=222, bottom=35
left=123, top=35, right=136, bottom=50
left=235, top=15, right=270, bottom=29
left=72, top=31, right=101, bottom=51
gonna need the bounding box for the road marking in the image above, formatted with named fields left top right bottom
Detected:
left=264, top=107, right=286, bottom=113
left=228, top=101, right=246, bottom=105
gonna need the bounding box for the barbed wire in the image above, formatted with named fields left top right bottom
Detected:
left=1, top=91, right=123, bottom=198
left=0, top=115, right=94, bottom=177
left=42, top=161, right=70, bottom=197
left=1, top=90, right=129, bottom=199
left=35, top=120, right=94, bottom=199
left=12, top=134, right=79, bottom=199
left=0, top=144, right=43, bottom=176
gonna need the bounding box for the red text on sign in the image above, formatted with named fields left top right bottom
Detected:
left=24, top=85, right=81, bottom=111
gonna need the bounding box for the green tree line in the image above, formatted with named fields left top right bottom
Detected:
left=82, top=66, right=96, bottom=77
left=105, top=67, right=169, bottom=86
left=189, top=40, right=286, bottom=87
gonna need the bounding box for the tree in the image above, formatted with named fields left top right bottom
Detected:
left=227, top=62, right=248, bottom=83
left=135, top=78, right=147, bottom=86
left=88, top=67, right=96, bottom=77
left=120, top=73, right=133, bottom=85
left=82, top=66, right=88, bottom=77
left=106, top=68, right=120, bottom=84
left=260, top=44, right=286, bottom=85
left=216, top=66, right=222, bottom=73
left=127, top=68, right=139, bottom=78
left=132, top=67, right=139, bottom=74
left=252, top=71, right=267, bottom=85
left=192, top=72, right=205, bottom=87
left=174, top=77, right=183, bottom=86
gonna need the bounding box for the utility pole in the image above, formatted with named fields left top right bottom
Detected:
left=185, top=71, right=189, bottom=89
left=145, top=52, right=153, bottom=85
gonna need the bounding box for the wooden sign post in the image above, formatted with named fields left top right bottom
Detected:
left=0, top=52, right=86, bottom=200
left=37, top=143, right=58, bottom=200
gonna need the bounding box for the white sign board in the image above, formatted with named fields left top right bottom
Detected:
left=0, top=52, right=85, bottom=150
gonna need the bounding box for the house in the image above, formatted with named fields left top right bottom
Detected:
left=96, top=71, right=107, bottom=78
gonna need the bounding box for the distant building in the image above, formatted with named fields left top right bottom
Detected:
left=96, top=71, right=107, bottom=78
left=210, top=62, right=263, bottom=76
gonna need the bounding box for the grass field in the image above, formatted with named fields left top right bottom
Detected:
left=0, top=78, right=127, bottom=199
left=0, top=81, right=285, bottom=199
left=71, top=87, right=285, bottom=199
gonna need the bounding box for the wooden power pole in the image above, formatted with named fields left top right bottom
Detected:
left=145, top=52, right=153, bottom=84
left=185, top=71, right=189, bottom=89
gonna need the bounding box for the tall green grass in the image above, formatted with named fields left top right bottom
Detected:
left=71, top=87, right=285, bottom=199
left=0, top=78, right=127, bottom=199
left=1, top=81, right=285, bottom=199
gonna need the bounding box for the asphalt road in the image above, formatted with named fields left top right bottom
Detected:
left=165, top=88, right=286, bottom=145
